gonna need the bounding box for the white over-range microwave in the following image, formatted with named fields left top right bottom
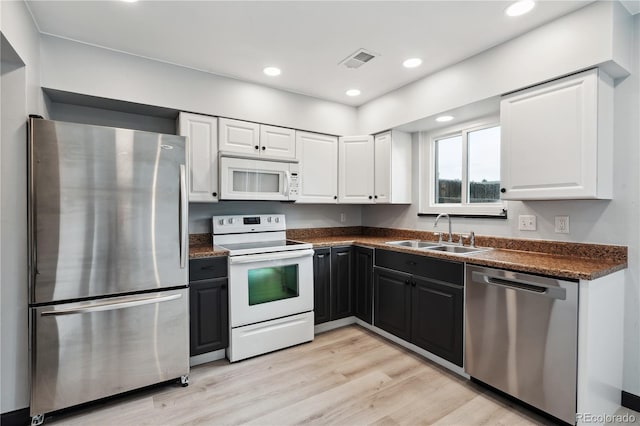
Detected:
left=219, top=156, right=300, bottom=201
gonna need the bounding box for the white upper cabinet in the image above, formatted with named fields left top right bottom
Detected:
left=178, top=112, right=219, bottom=203
left=500, top=68, right=613, bottom=200
left=219, top=118, right=296, bottom=160
left=374, top=130, right=412, bottom=204
left=260, top=125, right=296, bottom=160
left=296, top=131, right=338, bottom=203
left=218, top=118, right=260, bottom=156
left=338, top=135, right=375, bottom=204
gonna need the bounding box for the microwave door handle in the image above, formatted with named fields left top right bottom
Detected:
left=284, top=171, right=291, bottom=196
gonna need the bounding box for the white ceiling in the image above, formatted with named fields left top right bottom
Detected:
left=27, top=1, right=597, bottom=107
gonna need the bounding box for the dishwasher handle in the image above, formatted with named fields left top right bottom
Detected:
left=471, top=271, right=566, bottom=300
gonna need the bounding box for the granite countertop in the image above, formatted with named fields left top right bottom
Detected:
left=189, top=234, right=228, bottom=258
left=189, top=227, right=627, bottom=281
left=291, top=235, right=625, bottom=281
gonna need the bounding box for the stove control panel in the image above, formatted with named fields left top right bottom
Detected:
left=212, top=214, right=286, bottom=234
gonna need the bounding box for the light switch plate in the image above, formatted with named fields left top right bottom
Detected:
left=555, top=216, right=570, bottom=233
left=518, top=215, right=537, bottom=231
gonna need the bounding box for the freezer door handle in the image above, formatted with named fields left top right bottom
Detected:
left=179, top=164, right=188, bottom=269
left=40, top=293, right=182, bottom=316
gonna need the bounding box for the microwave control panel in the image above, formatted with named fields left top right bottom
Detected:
left=289, top=164, right=299, bottom=200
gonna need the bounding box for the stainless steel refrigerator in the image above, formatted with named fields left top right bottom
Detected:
left=28, top=118, right=189, bottom=423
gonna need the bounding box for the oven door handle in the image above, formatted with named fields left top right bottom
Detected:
left=229, top=249, right=315, bottom=265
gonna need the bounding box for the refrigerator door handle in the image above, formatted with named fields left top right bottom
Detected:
left=40, top=293, right=182, bottom=316
left=179, top=164, right=188, bottom=269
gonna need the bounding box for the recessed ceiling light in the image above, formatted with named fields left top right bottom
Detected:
left=505, top=0, right=535, bottom=17
left=346, top=89, right=361, bottom=97
left=121, top=0, right=138, bottom=3
left=263, top=67, right=281, bottom=77
left=403, top=58, right=423, bottom=68
left=436, top=115, right=454, bottom=122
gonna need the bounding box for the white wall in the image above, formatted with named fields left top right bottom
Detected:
left=189, top=202, right=362, bottom=234
left=0, top=0, right=43, bottom=415
left=363, top=14, right=640, bottom=397
left=39, top=35, right=357, bottom=136
left=357, top=1, right=634, bottom=135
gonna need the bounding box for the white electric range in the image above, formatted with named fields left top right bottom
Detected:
left=212, top=214, right=315, bottom=362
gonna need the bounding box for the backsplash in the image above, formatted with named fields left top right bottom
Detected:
left=188, top=202, right=362, bottom=234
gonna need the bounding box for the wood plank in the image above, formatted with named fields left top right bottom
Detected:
left=46, top=325, right=548, bottom=426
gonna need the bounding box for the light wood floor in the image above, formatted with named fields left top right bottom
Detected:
left=46, top=325, right=557, bottom=425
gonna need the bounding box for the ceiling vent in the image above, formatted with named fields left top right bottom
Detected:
left=339, top=48, right=379, bottom=69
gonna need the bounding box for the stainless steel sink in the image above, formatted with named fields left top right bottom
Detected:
left=385, top=240, right=491, bottom=255
left=425, top=245, right=491, bottom=255
left=385, top=240, right=442, bottom=249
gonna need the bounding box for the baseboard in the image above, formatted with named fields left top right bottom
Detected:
left=0, top=407, right=29, bottom=426
left=189, top=349, right=226, bottom=367
left=313, top=316, right=357, bottom=334
left=622, top=391, right=640, bottom=413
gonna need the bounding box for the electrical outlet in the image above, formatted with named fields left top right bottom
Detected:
left=518, top=215, right=537, bottom=231
left=555, top=216, right=570, bottom=233
left=340, top=212, right=347, bottom=223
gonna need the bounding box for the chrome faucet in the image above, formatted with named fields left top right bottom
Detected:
left=434, top=213, right=453, bottom=243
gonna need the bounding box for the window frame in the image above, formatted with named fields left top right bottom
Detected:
left=419, top=116, right=506, bottom=217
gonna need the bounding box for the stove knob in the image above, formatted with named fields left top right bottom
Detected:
left=267, top=217, right=272, bottom=223
left=227, top=218, right=233, bottom=224
left=275, top=217, right=280, bottom=223
left=218, top=219, right=224, bottom=225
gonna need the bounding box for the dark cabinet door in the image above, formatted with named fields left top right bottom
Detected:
left=313, top=248, right=331, bottom=325
left=331, top=246, right=354, bottom=320
left=189, top=277, right=228, bottom=356
left=354, top=246, right=373, bottom=324
left=411, top=277, right=463, bottom=366
left=374, top=267, right=412, bottom=341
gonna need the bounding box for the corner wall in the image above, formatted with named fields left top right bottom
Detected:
left=0, top=0, right=43, bottom=415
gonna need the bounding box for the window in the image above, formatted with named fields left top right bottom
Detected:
left=421, top=119, right=505, bottom=216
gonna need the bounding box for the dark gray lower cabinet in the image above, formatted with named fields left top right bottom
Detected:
left=354, top=246, right=374, bottom=324
left=313, top=248, right=331, bottom=324
left=411, top=277, right=463, bottom=366
left=374, top=249, right=464, bottom=366
left=331, top=246, right=354, bottom=320
left=373, top=267, right=411, bottom=341
left=313, top=246, right=369, bottom=325
left=189, top=257, right=229, bottom=356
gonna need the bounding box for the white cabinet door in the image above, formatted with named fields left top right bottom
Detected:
left=296, top=132, right=338, bottom=203
left=338, top=135, right=374, bottom=204
left=219, top=118, right=260, bottom=157
left=178, top=112, right=218, bottom=203
left=260, top=125, right=296, bottom=160
left=374, top=130, right=412, bottom=204
left=374, top=132, right=391, bottom=203
left=500, top=68, right=612, bottom=200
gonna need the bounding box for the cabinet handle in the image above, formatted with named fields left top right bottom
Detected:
left=374, top=195, right=378, bottom=199
left=411, top=281, right=416, bottom=287
left=404, top=279, right=410, bottom=285
left=262, top=146, right=266, bottom=150
left=254, top=145, right=259, bottom=150
left=368, top=195, right=373, bottom=200
left=500, top=188, right=506, bottom=193
left=334, top=195, right=338, bottom=200
left=212, top=192, right=217, bottom=197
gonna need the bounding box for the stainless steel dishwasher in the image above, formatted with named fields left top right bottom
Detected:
left=465, top=265, right=578, bottom=424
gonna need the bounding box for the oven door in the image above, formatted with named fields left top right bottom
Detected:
left=219, top=156, right=292, bottom=201
left=228, top=249, right=314, bottom=327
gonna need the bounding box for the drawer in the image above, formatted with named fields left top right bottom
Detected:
left=375, top=249, right=463, bottom=285
left=189, top=257, right=228, bottom=281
